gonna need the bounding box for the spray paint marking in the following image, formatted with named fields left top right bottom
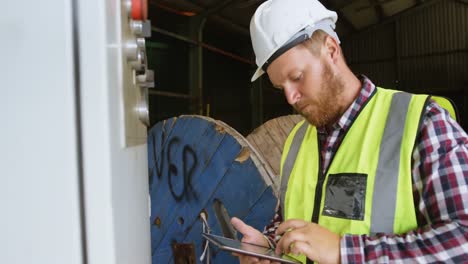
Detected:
left=150, top=131, right=198, bottom=202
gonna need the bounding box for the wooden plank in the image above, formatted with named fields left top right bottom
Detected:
left=210, top=186, right=277, bottom=264
left=279, top=115, right=303, bottom=135
left=167, top=161, right=276, bottom=264
left=249, top=132, right=280, bottom=170
left=150, top=117, right=221, bottom=249
left=246, top=115, right=305, bottom=192
left=148, top=117, right=178, bottom=191
left=149, top=116, right=278, bottom=263
left=264, top=120, right=289, bottom=152
left=154, top=137, right=243, bottom=253
left=241, top=186, right=277, bottom=234
left=214, top=118, right=276, bottom=187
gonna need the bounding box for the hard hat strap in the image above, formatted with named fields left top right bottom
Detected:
left=261, top=20, right=340, bottom=72
left=262, top=32, right=309, bottom=71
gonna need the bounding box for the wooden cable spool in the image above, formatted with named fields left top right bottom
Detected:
left=246, top=115, right=304, bottom=193
left=148, top=115, right=278, bottom=263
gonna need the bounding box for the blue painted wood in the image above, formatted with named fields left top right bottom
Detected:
left=153, top=135, right=241, bottom=252
left=151, top=125, right=235, bottom=250
left=149, top=117, right=214, bottom=243
left=148, top=116, right=277, bottom=264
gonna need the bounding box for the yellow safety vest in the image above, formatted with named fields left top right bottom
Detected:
left=279, top=88, right=428, bottom=263
left=432, top=96, right=459, bottom=122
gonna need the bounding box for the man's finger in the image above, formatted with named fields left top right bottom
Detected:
left=231, top=217, right=257, bottom=236
left=239, top=254, right=259, bottom=263
left=275, top=228, right=307, bottom=255
left=276, top=219, right=308, bottom=235
left=289, top=241, right=314, bottom=260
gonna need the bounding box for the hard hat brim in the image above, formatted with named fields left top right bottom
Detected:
left=250, top=20, right=340, bottom=83
left=251, top=67, right=265, bottom=82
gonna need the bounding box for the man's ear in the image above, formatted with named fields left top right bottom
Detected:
left=323, top=35, right=341, bottom=64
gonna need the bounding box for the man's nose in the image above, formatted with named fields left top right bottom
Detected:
left=284, top=85, right=300, bottom=105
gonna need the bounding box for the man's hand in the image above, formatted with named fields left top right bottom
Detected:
left=230, top=217, right=279, bottom=264
left=275, top=219, right=341, bottom=264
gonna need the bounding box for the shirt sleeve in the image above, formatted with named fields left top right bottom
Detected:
left=262, top=204, right=283, bottom=247
left=341, top=99, right=468, bottom=263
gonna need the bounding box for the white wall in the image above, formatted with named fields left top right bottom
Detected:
left=1, top=1, right=84, bottom=263
left=77, top=0, right=150, bottom=263
left=0, top=0, right=151, bottom=263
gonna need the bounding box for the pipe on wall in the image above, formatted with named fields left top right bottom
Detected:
left=151, top=26, right=254, bottom=65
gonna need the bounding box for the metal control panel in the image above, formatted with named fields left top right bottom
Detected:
left=122, top=0, right=154, bottom=146
left=3, top=1, right=153, bottom=263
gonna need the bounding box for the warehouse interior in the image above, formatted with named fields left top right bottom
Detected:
left=3, top=0, right=468, bottom=263
left=147, top=0, right=468, bottom=134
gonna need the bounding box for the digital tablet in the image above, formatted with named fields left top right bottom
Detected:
left=202, top=233, right=301, bottom=264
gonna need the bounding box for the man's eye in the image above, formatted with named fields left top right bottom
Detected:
left=293, top=74, right=302, bottom=81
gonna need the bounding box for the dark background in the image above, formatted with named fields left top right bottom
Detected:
left=147, top=0, right=468, bottom=134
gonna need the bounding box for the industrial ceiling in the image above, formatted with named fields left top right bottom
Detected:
left=149, top=0, right=435, bottom=38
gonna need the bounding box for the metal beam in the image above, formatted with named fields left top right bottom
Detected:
left=343, top=0, right=443, bottom=40
left=235, top=0, right=265, bottom=9
left=189, top=0, right=238, bottom=115
left=355, top=0, right=395, bottom=12
left=151, top=27, right=253, bottom=65
left=347, top=48, right=468, bottom=65
left=336, top=10, right=357, bottom=32
left=188, top=17, right=205, bottom=115
left=323, top=0, right=355, bottom=10
left=148, top=90, right=192, bottom=99
left=370, top=0, right=385, bottom=22
left=250, top=74, right=264, bottom=129
left=197, top=0, right=237, bottom=18
left=150, top=0, right=249, bottom=36
left=321, top=0, right=357, bottom=31
left=394, top=19, right=401, bottom=88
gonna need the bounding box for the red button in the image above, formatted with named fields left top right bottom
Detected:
left=131, top=0, right=148, bottom=20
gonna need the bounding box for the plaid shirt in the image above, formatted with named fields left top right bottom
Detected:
left=263, top=76, right=468, bottom=263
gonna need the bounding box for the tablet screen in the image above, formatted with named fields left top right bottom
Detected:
left=202, top=233, right=301, bottom=264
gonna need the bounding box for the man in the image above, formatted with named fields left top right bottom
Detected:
left=230, top=0, right=468, bottom=263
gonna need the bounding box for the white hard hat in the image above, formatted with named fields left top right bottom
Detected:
left=250, top=0, right=340, bottom=82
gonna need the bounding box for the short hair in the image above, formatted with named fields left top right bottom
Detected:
left=301, top=29, right=329, bottom=56
left=301, top=29, right=344, bottom=60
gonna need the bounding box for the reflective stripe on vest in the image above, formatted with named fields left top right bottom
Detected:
left=280, top=121, right=308, bottom=216
left=280, top=90, right=425, bottom=233
left=370, top=92, right=411, bottom=233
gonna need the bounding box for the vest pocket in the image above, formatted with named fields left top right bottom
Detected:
left=322, top=173, right=367, bottom=220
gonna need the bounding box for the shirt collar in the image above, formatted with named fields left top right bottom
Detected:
left=318, top=75, right=376, bottom=133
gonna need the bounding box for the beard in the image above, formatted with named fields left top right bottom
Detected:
left=295, top=63, right=345, bottom=128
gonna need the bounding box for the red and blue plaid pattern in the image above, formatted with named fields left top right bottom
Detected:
left=263, top=76, right=468, bottom=262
